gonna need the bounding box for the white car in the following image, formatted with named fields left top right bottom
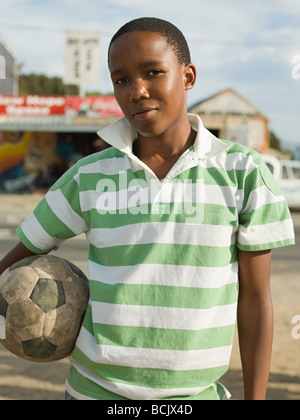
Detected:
left=262, top=154, right=300, bottom=208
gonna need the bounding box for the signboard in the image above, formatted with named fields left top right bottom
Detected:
left=64, top=29, right=100, bottom=86
left=66, top=96, right=123, bottom=117
left=0, top=95, right=123, bottom=118
left=0, top=96, right=65, bottom=116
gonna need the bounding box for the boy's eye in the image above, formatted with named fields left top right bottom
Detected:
left=114, top=70, right=162, bottom=85
left=148, top=70, right=162, bottom=76
left=115, top=77, right=128, bottom=85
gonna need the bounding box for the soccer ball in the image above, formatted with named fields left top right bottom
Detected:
left=0, top=255, right=89, bottom=363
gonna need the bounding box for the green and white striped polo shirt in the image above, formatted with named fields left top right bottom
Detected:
left=17, top=114, right=295, bottom=400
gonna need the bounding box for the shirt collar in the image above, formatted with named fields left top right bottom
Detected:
left=97, top=113, right=229, bottom=160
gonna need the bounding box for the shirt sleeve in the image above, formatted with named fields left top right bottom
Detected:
left=17, top=163, right=89, bottom=254
left=237, top=152, right=295, bottom=251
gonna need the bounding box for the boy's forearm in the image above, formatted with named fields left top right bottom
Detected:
left=237, top=249, right=273, bottom=400
left=238, top=297, right=274, bottom=400
left=0, top=242, right=38, bottom=276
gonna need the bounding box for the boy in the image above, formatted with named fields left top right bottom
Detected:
left=0, top=18, right=295, bottom=400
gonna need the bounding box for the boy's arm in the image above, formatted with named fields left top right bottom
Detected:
left=237, top=248, right=273, bottom=400
left=0, top=242, right=39, bottom=276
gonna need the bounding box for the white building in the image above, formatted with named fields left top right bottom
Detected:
left=189, top=88, right=269, bottom=153
left=0, top=37, right=18, bottom=95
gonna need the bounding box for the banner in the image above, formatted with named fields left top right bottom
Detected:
left=0, top=95, right=123, bottom=118
left=0, top=96, right=66, bottom=116
left=65, top=96, right=123, bottom=118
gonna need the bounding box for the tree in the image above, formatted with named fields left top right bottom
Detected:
left=269, top=131, right=281, bottom=151
left=19, top=73, right=79, bottom=95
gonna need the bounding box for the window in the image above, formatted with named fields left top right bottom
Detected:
left=292, top=167, right=300, bottom=179
left=266, top=163, right=274, bottom=174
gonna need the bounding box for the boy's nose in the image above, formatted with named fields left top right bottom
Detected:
left=129, top=79, right=150, bottom=101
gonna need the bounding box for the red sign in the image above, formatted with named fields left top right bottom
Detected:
left=0, top=95, right=123, bottom=118
left=66, top=96, right=123, bottom=118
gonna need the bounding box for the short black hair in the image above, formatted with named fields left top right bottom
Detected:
left=108, top=17, right=191, bottom=65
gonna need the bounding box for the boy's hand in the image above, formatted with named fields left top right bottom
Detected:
left=0, top=242, right=38, bottom=277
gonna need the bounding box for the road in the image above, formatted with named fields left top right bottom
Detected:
left=272, top=226, right=300, bottom=271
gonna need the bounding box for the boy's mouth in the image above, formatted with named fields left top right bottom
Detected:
left=132, top=107, right=158, bottom=120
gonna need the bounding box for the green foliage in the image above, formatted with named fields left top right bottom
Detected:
left=269, top=131, right=281, bottom=151
left=18, top=73, right=114, bottom=97
left=19, top=73, right=79, bottom=95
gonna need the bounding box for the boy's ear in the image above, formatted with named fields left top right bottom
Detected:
left=184, top=64, right=197, bottom=91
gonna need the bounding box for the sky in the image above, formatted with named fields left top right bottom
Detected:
left=0, top=0, right=300, bottom=148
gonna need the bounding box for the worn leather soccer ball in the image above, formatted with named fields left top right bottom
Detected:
left=0, top=255, right=89, bottom=362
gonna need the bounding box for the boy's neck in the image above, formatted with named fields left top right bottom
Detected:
left=132, top=115, right=197, bottom=180
left=133, top=115, right=196, bottom=160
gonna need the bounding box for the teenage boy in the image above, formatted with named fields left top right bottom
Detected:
left=0, top=18, right=295, bottom=400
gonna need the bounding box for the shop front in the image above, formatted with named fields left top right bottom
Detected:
left=0, top=95, right=122, bottom=193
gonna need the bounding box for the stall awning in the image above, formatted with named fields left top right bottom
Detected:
left=0, top=115, right=119, bottom=133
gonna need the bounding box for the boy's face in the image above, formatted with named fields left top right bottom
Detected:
left=109, top=31, right=196, bottom=139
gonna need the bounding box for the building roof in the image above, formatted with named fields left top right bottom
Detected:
left=0, top=37, right=17, bottom=59
left=189, top=88, right=268, bottom=120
